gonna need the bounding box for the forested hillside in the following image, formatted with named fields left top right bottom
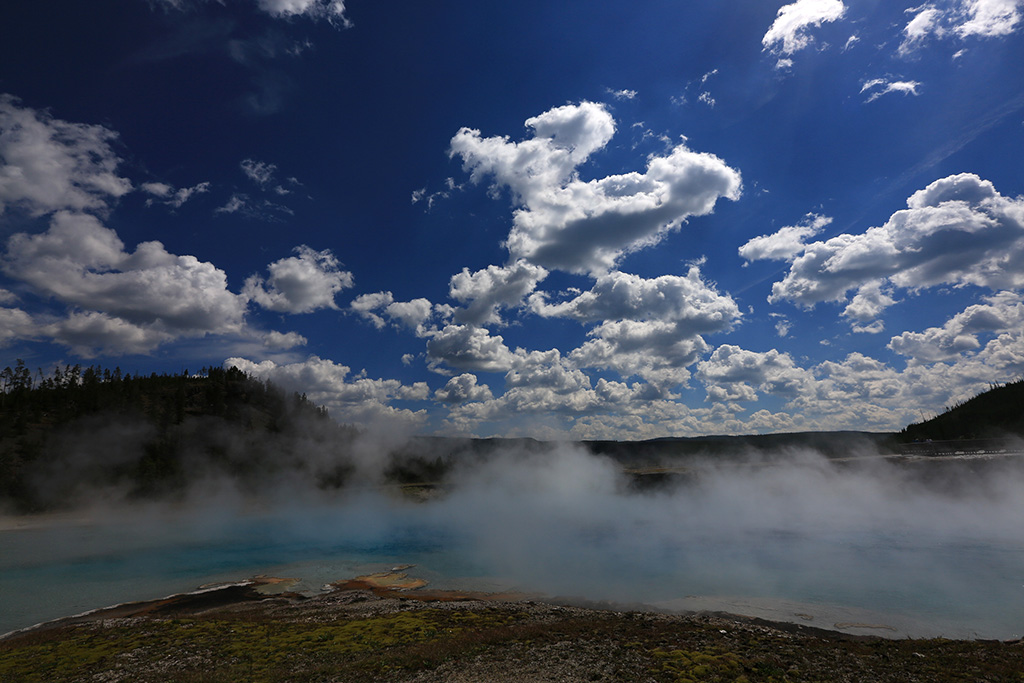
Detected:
left=899, top=378, right=1024, bottom=442
left=0, top=363, right=356, bottom=512
left=6, top=359, right=1022, bottom=513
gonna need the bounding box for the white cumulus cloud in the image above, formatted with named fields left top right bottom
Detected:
left=762, top=0, right=847, bottom=61
left=450, top=101, right=741, bottom=274
left=40, top=310, right=175, bottom=357
left=0, top=306, right=35, bottom=347
left=529, top=266, right=741, bottom=388
left=739, top=214, right=832, bottom=262
left=261, top=329, right=308, bottom=350
left=350, top=291, right=395, bottom=329
left=244, top=245, right=353, bottom=313
left=425, top=324, right=517, bottom=374
left=0, top=95, right=131, bottom=217
left=843, top=281, right=897, bottom=327
left=449, top=260, right=548, bottom=326
left=226, top=355, right=429, bottom=428
left=888, top=290, right=1024, bottom=362
left=386, top=298, right=435, bottom=334
left=350, top=292, right=440, bottom=335
left=531, top=267, right=740, bottom=333
left=0, top=98, right=323, bottom=357
left=434, top=373, right=494, bottom=404
left=4, top=211, right=248, bottom=338
left=956, top=0, right=1022, bottom=37
left=570, top=319, right=708, bottom=388
left=895, top=0, right=1021, bottom=55
left=697, top=344, right=815, bottom=403
left=760, top=174, right=1024, bottom=321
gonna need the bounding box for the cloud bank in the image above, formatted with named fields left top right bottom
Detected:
left=751, top=174, right=1024, bottom=325
left=0, top=96, right=337, bottom=357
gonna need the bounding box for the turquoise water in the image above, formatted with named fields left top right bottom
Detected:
left=0, top=508, right=476, bottom=635
left=4, top=452, right=1024, bottom=640
left=3, top=505, right=1022, bottom=639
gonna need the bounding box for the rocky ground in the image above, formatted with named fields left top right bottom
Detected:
left=2, top=579, right=1023, bottom=682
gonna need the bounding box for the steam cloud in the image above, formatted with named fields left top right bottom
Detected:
left=4, top=435, right=1024, bottom=638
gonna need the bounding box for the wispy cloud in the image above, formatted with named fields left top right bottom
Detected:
left=897, top=0, right=1022, bottom=56
left=861, top=77, right=921, bottom=102
left=215, top=192, right=294, bottom=220
left=141, top=181, right=211, bottom=208
left=606, top=88, right=638, bottom=100
left=153, top=0, right=352, bottom=27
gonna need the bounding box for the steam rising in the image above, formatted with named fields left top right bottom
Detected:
left=433, top=446, right=1024, bottom=607
left=4, top=436, right=1024, bottom=639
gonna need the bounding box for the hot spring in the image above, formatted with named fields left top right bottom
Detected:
left=3, top=446, right=1023, bottom=639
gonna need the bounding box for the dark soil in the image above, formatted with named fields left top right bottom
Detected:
left=2, top=585, right=1022, bottom=682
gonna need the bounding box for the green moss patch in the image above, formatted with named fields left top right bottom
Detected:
left=0, top=609, right=529, bottom=682
left=652, top=648, right=747, bottom=682
left=3, top=603, right=1023, bottom=682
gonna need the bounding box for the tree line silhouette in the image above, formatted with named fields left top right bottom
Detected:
left=898, top=376, right=1024, bottom=442
left=0, top=363, right=353, bottom=512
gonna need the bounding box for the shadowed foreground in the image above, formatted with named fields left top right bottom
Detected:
left=2, top=582, right=1023, bottom=682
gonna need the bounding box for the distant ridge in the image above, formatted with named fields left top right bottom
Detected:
left=584, top=431, right=893, bottom=463
left=4, top=358, right=1022, bottom=513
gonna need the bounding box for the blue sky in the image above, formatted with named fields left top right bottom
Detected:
left=1, top=0, right=1023, bottom=439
